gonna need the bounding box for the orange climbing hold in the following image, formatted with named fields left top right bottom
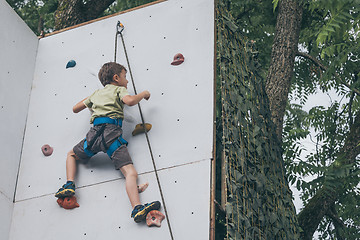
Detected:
left=146, top=210, right=165, bottom=227
left=132, top=123, right=152, bottom=136
left=57, top=196, right=80, bottom=209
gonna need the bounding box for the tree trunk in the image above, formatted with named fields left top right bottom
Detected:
left=298, top=110, right=360, bottom=239
left=265, top=0, right=303, bottom=142
left=54, top=0, right=86, bottom=30
left=54, top=0, right=116, bottom=30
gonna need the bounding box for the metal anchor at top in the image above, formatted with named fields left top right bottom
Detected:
left=116, top=21, right=124, bottom=35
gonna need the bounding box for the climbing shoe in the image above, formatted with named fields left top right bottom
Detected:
left=131, top=201, right=161, bottom=223
left=55, top=181, right=75, bottom=198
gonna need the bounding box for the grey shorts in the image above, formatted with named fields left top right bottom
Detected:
left=73, top=124, right=133, bottom=169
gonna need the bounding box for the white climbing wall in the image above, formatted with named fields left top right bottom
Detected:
left=2, top=0, right=215, bottom=239
left=0, top=1, right=38, bottom=239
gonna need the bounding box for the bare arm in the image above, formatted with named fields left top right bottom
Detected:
left=122, top=91, right=150, bottom=106
left=73, top=97, right=88, bottom=113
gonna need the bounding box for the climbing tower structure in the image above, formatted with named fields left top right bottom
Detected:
left=0, top=0, right=215, bottom=239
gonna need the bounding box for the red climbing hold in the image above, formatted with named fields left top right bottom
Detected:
left=171, top=53, right=185, bottom=65
left=41, top=144, right=53, bottom=156
left=146, top=210, right=165, bottom=227
left=57, top=196, right=80, bottom=209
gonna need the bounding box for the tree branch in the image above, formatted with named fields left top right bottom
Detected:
left=326, top=204, right=346, bottom=240
left=84, top=0, right=116, bottom=21
left=296, top=51, right=360, bottom=96
left=298, top=110, right=360, bottom=239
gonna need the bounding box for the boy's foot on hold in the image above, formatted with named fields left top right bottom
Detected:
left=131, top=201, right=161, bottom=223
left=55, top=181, right=75, bottom=198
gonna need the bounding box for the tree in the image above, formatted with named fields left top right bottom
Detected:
left=227, top=0, right=359, bottom=238
left=266, top=0, right=360, bottom=239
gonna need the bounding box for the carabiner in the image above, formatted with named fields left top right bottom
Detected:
left=116, top=21, right=124, bottom=34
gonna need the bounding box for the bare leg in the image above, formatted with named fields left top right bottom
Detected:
left=66, top=149, right=78, bottom=182
left=120, top=164, right=141, bottom=208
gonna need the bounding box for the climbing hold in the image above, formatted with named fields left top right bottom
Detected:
left=171, top=53, right=185, bottom=65
left=132, top=123, right=152, bottom=136
left=66, top=60, right=76, bottom=69
left=146, top=210, right=165, bottom=227
left=57, top=196, right=80, bottom=209
left=41, top=144, right=53, bottom=156
left=137, top=182, right=149, bottom=193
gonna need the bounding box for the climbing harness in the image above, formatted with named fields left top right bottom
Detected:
left=83, top=117, right=128, bottom=158
left=114, top=21, right=175, bottom=240
left=94, top=117, right=123, bottom=126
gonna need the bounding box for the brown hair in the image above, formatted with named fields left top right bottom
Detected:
left=98, top=62, right=127, bottom=86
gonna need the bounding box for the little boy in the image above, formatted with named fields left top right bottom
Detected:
left=55, top=62, right=160, bottom=223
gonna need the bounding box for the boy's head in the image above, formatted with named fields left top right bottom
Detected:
left=98, top=62, right=127, bottom=86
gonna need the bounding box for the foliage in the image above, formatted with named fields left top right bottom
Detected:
left=283, top=0, right=360, bottom=238
left=227, top=0, right=276, bottom=79
left=297, top=0, right=360, bottom=95
left=6, top=0, right=156, bottom=35
left=232, top=0, right=360, bottom=238
left=6, top=0, right=58, bottom=35
left=217, top=2, right=300, bottom=239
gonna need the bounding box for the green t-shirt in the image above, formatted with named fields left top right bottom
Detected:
left=83, top=84, right=130, bottom=123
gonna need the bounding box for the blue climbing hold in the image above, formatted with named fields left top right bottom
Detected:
left=66, top=60, right=76, bottom=69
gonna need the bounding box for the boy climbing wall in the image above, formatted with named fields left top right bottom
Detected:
left=55, top=62, right=160, bottom=223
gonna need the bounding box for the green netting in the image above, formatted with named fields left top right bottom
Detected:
left=216, top=2, right=300, bottom=239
